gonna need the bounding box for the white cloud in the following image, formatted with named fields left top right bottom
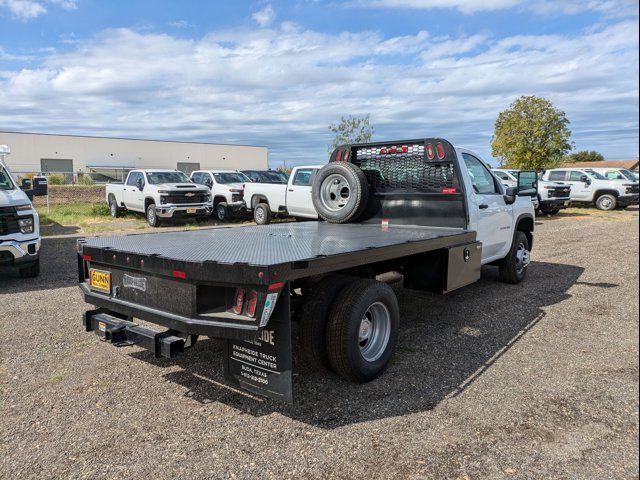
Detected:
left=252, top=4, right=276, bottom=27
left=0, top=21, right=637, bottom=164
left=0, top=0, right=76, bottom=20
left=353, top=0, right=520, bottom=14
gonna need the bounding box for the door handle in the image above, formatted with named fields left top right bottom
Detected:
left=479, top=204, right=489, bottom=209
left=288, top=189, right=294, bottom=192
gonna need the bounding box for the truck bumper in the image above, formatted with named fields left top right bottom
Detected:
left=618, top=195, right=639, bottom=207
left=155, top=204, right=212, bottom=219
left=0, top=238, right=40, bottom=267
left=226, top=201, right=246, bottom=214
left=539, top=199, right=571, bottom=212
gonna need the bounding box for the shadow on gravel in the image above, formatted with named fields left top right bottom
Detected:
left=0, top=236, right=79, bottom=293
left=129, top=260, right=586, bottom=429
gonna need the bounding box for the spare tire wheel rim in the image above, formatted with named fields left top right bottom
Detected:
left=359, top=301, right=391, bottom=362
left=320, top=173, right=351, bottom=212
left=515, top=242, right=530, bottom=274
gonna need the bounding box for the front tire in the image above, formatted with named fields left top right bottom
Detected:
left=146, top=204, right=161, bottom=227
left=254, top=203, right=272, bottom=225
left=498, top=231, right=530, bottom=284
left=595, top=194, right=616, bottom=211
left=215, top=202, right=228, bottom=222
left=326, top=279, right=399, bottom=382
left=19, top=259, right=40, bottom=278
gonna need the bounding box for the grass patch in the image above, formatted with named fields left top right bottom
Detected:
left=37, top=202, right=147, bottom=236
left=50, top=372, right=66, bottom=382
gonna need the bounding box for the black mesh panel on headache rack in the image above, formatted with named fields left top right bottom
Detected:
left=352, top=143, right=457, bottom=193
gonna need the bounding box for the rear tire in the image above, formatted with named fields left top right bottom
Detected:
left=299, top=275, right=355, bottom=373
left=19, top=259, right=40, bottom=278
left=312, top=162, right=369, bottom=224
left=254, top=203, right=272, bottom=225
left=498, top=231, right=530, bottom=284
left=595, top=194, right=616, bottom=211
left=108, top=195, right=121, bottom=218
left=326, top=279, right=399, bottom=382
left=146, top=204, right=161, bottom=227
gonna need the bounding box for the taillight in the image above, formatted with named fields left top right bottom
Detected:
left=436, top=142, right=445, bottom=160
left=233, top=288, right=245, bottom=314
left=442, top=188, right=457, bottom=194
left=343, top=149, right=350, bottom=162
left=426, top=143, right=435, bottom=160
left=336, top=150, right=343, bottom=162
left=245, top=290, right=258, bottom=317
left=172, top=270, right=187, bottom=279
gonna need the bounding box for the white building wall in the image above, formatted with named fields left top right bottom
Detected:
left=0, top=131, right=268, bottom=173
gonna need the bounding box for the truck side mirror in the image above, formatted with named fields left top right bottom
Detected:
left=205, top=179, right=213, bottom=188
left=503, top=186, right=517, bottom=205
left=580, top=175, right=591, bottom=185
left=517, top=171, right=538, bottom=196
left=20, top=179, right=32, bottom=191
left=136, top=178, right=144, bottom=190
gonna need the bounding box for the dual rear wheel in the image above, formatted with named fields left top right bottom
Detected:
left=299, top=275, right=399, bottom=382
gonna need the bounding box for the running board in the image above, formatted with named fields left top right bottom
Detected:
left=83, top=309, right=197, bottom=359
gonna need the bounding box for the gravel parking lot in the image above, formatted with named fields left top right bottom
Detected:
left=1, top=209, right=638, bottom=479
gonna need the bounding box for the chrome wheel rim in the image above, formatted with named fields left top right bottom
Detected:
left=217, top=205, right=225, bottom=221
left=255, top=208, right=264, bottom=223
left=320, top=174, right=351, bottom=212
left=147, top=208, right=156, bottom=224
left=110, top=202, right=116, bottom=216
left=359, top=301, right=391, bottom=362
left=515, top=242, right=530, bottom=274
left=600, top=197, right=613, bottom=209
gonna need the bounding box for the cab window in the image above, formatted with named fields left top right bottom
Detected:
left=605, top=170, right=624, bottom=180
left=126, top=172, right=140, bottom=186
left=494, top=171, right=510, bottom=181
left=292, top=169, right=315, bottom=186
left=548, top=171, right=566, bottom=181
left=463, top=153, right=498, bottom=194
left=569, top=171, right=585, bottom=182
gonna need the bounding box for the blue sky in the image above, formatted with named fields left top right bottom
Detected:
left=1, top=0, right=638, bottom=167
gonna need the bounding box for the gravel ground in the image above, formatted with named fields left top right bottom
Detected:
left=1, top=209, right=638, bottom=479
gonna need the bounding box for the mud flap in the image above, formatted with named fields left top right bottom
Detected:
left=223, top=284, right=293, bottom=403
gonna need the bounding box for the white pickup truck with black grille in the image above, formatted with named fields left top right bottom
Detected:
left=106, top=170, right=212, bottom=227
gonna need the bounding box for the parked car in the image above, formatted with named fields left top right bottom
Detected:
left=541, top=168, right=639, bottom=211
left=493, top=169, right=540, bottom=211
left=0, top=150, right=42, bottom=277
left=241, top=170, right=289, bottom=184
left=77, top=137, right=536, bottom=403
left=190, top=170, right=248, bottom=221
left=106, top=169, right=212, bottom=227
left=243, top=165, right=323, bottom=224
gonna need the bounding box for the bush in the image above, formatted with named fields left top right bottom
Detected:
left=48, top=174, right=67, bottom=185
left=77, top=174, right=95, bottom=185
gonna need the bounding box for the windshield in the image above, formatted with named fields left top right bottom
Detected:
left=584, top=169, right=608, bottom=180
left=147, top=171, right=191, bottom=185
left=243, top=170, right=288, bottom=183
left=619, top=169, right=638, bottom=181
left=213, top=172, right=247, bottom=184
left=0, top=165, right=16, bottom=191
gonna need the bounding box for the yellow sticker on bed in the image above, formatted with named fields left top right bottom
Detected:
left=89, top=269, right=111, bottom=294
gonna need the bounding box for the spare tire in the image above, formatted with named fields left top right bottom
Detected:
left=312, top=162, right=369, bottom=223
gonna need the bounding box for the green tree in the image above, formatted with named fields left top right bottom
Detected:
left=564, top=150, right=605, bottom=163
left=328, top=115, right=374, bottom=152
left=491, top=96, right=573, bottom=170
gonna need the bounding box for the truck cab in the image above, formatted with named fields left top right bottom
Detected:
left=190, top=170, right=248, bottom=221
left=1, top=150, right=41, bottom=278
left=542, top=168, right=639, bottom=210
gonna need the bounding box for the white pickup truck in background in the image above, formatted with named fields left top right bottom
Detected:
left=1, top=148, right=42, bottom=277
left=243, top=165, right=323, bottom=224
left=190, top=170, right=247, bottom=221
left=106, top=169, right=212, bottom=227
left=542, top=168, right=639, bottom=211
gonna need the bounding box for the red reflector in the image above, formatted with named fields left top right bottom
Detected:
left=268, top=282, right=285, bottom=292
left=442, top=188, right=457, bottom=194
left=233, top=288, right=245, bottom=315
left=172, top=270, right=187, bottom=279
left=343, top=149, right=350, bottom=161
left=245, top=290, right=258, bottom=317
left=426, top=143, right=435, bottom=160
left=379, top=147, right=387, bottom=154
left=436, top=142, right=445, bottom=159
left=336, top=150, right=342, bottom=162
left=83, top=255, right=91, bottom=261
left=402, top=145, right=409, bottom=153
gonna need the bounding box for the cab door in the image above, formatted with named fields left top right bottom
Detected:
left=564, top=170, right=592, bottom=200
left=286, top=168, right=317, bottom=217
left=462, top=153, right=512, bottom=262
left=124, top=172, right=145, bottom=211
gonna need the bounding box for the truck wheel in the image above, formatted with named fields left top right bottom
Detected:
left=146, top=204, right=161, bottom=227
left=498, top=231, right=530, bottom=284
left=254, top=203, right=271, bottom=225
left=299, top=275, right=355, bottom=373
left=312, top=162, right=369, bottom=224
left=595, top=194, right=617, bottom=211
left=108, top=195, right=121, bottom=218
left=215, top=202, right=228, bottom=222
left=326, top=279, right=399, bottom=382
left=19, top=259, right=40, bottom=278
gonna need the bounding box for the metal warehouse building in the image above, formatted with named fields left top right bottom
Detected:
left=0, top=131, right=268, bottom=181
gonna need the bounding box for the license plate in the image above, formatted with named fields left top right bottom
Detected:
left=89, top=269, right=111, bottom=294
left=187, top=208, right=197, bottom=214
